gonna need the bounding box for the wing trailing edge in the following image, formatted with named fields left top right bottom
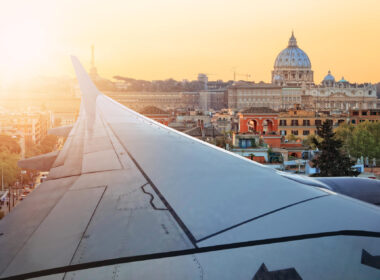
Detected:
left=18, top=151, right=59, bottom=171
left=48, top=125, right=73, bottom=137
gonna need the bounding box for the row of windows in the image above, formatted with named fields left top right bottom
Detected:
left=352, top=119, right=379, bottom=124
left=279, top=119, right=346, bottom=126
left=352, top=111, right=379, bottom=116
left=280, top=130, right=315, bottom=136
left=283, top=73, right=307, bottom=79
left=239, top=98, right=279, bottom=102
left=279, top=119, right=321, bottom=126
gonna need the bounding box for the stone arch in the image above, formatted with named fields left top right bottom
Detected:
left=247, top=119, right=259, bottom=133
left=262, top=119, right=274, bottom=134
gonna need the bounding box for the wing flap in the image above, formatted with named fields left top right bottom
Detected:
left=48, top=125, right=73, bottom=137
left=18, top=151, right=59, bottom=171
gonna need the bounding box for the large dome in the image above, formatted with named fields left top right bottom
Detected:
left=274, top=32, right=311, bottom=69
left=271, top=32, right=314, bottom=86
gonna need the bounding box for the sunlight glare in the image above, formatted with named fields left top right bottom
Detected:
left=0, top=20, right=47, bottom=80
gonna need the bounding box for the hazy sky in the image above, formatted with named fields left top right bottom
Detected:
left=0, top=0, right=379, bottom=84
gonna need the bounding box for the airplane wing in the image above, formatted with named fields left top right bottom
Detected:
left=0, top=57, right=380, bottom=280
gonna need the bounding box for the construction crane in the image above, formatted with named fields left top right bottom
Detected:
left=231, top=67, right=251, bottom=81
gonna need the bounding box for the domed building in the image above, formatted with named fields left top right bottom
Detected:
left=227, top=32, right=377, bottom=112
left=272, top=32, right=314, bottom=86
left=322, top=70, right=335, bottom=86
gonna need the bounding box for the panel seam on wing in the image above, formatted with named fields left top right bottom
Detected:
left=196, top=194, right=329, bottom=243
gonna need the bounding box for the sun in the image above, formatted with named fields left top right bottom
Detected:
left=0, top=20, right=47, bottom=79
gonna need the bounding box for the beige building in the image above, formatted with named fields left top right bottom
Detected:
left=278, top=106, right=348, bottom=138
left=199, top=90, right=226, bottom=111
left=227, top=82, right=282, bottom=111
left=305, top=72, right=377, bottom=110
left=106, top=91, right=204, bottom=111
left=0, top=111, right=52, bottom=146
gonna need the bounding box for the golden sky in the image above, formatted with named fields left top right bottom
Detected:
left=0, top=0, right=379, bottom=85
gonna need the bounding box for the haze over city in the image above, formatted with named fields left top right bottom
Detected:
left=0, top=1, right=380, bottom=279
left=0, top=0, right=379, bottom=86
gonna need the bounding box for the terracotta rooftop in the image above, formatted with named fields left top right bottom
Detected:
left=241, top=107, right=277, bottom=114
left=139, top=106, right=169, bottom=115
left=183, top=126, right=223, bottom=137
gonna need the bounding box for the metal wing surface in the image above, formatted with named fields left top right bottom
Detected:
left=0, top=57, right=379, bottom=280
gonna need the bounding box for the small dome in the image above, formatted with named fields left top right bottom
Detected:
left=323, top=70, right=335, bottom=82
left=274, top=32, right=311, bottom=69
left=338, top=77, right=348, bottom=83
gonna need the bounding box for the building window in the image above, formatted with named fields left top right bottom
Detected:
left=303, top=130, right=310, bottom=135
left=303, top=120, right=310, bottom=126
left=353, top=111, right=359, bottom=116
left=291, top=120, right=299, bottom=126
left=280, top=130, right=287, bottom=135
left=279, top=120, right=287, bottom=126
left=351, top=120, right=356, bottom=124
left=315, top=120, right=322, bottom=126
left=362, top=111, right=367, bottom=116
left=370, top=111, right=377, bottom=116
left=291, top=130, right=299, bottom=135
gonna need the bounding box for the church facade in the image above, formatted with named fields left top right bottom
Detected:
left=228, top=32, right=377, bottom=111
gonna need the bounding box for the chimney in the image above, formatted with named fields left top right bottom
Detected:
left=199, top=119, right=205, bottom=138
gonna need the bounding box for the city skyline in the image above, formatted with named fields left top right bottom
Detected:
left=0, top=0, right=380, bottom=87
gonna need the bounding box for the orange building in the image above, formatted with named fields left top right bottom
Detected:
left=278, top=105, right=348, bottom=139
left=238, top=107, right=279, bottom=135
left=139, top=106, right=171, bottom=125
left=349, top=109, right=380, bottom=125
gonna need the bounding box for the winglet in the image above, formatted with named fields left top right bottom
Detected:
left=71, top=56, right=100, bottom=130
left=71, top=56, right=100, bottom=99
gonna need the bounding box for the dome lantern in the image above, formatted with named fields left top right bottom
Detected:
left=288, top=31, right=298, bottom=47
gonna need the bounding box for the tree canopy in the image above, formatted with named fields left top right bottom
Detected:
left=0, top=152, right=21, bottom=187
left=26, top=135, right=58, bottom=158
left=0, top=135, right=21, bottom=154
left=312, top=120, right=359, bottom=177
left=335, top=122, right=380, bottom=160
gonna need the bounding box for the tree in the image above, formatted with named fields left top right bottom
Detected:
left=335, top=121, right=380, bottom=160
left=302, top=134, right=321, bottom=150
left=286, top=134, right=300, bottom=142
left=25, top=135, right=58, bottom=158
left=0, top=135, right=21, bottom=154
left=312, top=120, right=359, bottom=177
left=0, top=152, right=21, bottom=187
left=40, top=135, right=58, bottom=154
